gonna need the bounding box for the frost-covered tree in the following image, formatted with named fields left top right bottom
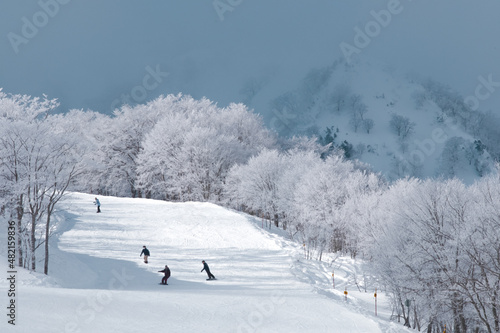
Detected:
left=226, top=141, right=381, bottom=259
left=0, top=92, right=86, bottom=274
left=95, top=95, right=178, bottom=197
left=0, top=91, right=58, bottom=269
left=136, top=96, right=274, bottom=201
left=318, top=126, right=338, bottom=158
left=348, top=94, right=368, bottom=132
left=225, top=149, right=286, bottom=226
left=292, top=154, right=380, bottom=259
left=178, top=127, right=241, bottom=201
left=275, top=149, right=320, bottom=231
left=468, top=172, right=500, bottom=332
left=291, top=155, right=348, bottom=259
left=364, top=176, right=500, bottom=332
left=136, top=112, right=193, bottom=200
left=210, top=102, right=275, bottom=156
left=39, top=113, right=88, bottom=274
left=389, top=114, right=415, bottom=141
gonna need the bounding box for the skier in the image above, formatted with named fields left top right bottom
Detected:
left=140, top=246, right=150, bottom=264
left=158, top=265, right=170, bottom=285
left=201, top=260, right=216, bottom=280
left=94, top=197, right=101, bottom=213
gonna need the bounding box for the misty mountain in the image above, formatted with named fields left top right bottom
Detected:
left=259, top=59, right=499, bottom=182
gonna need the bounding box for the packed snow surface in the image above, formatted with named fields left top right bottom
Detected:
left=1, top=193, right=412, bottom=332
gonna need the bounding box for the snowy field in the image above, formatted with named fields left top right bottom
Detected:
left=1, top=193, right=412, bottom=332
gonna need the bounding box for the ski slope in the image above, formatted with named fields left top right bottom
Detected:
left=1, top=193, right=411, bottom=332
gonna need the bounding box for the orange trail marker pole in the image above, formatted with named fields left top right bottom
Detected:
left=374, top=288, right=378, bottom=316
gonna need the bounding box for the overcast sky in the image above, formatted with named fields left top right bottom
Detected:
left=1, top=0, right=499, bottom=117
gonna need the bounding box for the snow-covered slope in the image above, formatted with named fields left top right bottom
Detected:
left=0, top=193, right=411, bottom=332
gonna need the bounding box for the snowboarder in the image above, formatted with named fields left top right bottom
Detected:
left=140, top=246, right=150, bottom=264
left=201, top=260, right=216, bottom=280
left=94, top=197, right=101, bottom=213
left=158, top=265, right=170, bottom=285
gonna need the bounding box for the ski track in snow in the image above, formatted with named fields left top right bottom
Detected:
left=0, top=193, right=412, bottom=333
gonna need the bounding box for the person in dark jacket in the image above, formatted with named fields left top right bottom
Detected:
left=158, top=265, right=170, bottom=285
left=140, top=246, right=150, bottom=264
left=201, top=260, right=216, bottom=280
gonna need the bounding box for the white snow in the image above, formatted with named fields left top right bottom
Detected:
left=1, top=193, right=412, bottom=332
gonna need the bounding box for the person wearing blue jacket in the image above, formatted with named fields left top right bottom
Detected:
left=94, top=197, right=101, bottom=213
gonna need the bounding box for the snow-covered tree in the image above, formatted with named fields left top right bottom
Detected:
left=364, top=176, right=500, bottom=332
left=226, top=141, right=381, bottom=259
left=95, top=95, right=178, bottom=197
left=225, top=149, right=286, bottom=226
left=274, top=149, right=320, bottom=231
left=292, top=154, right=380, bottom=259
left=39, top=113, right=88, bottom=274
left=0, top=92, right=86, bottom=274
left=0, top=91, right=58, bottom=269
left=348, top=94, right=369, bottom=133
left=389, top=114, right=415, bottom=141
left=136, top=96, right=274, bottom=202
